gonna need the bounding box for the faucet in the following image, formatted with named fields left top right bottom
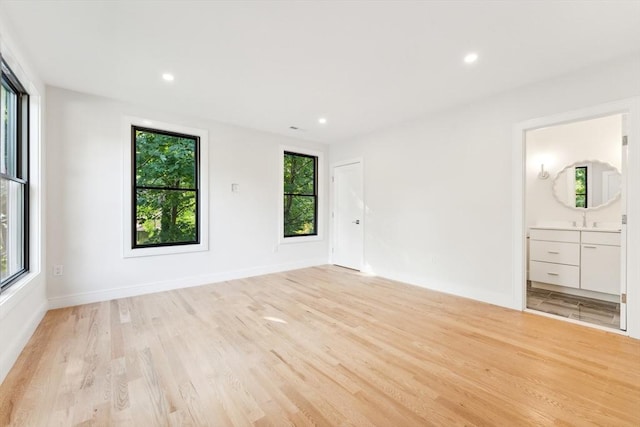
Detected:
left=582, top=211, right=587, bottom=228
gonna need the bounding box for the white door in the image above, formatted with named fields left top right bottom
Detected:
left=620, top=114, right=628, bottom=331
left=333, top=162, right=363, bottom=270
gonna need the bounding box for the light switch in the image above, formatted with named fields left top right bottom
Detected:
left=231, top=183, right=239, bottom=193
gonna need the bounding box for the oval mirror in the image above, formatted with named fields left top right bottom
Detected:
left=552, top=160, right=621, bottom=210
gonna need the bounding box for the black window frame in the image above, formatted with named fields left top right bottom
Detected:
left=283, top=151, right=318, bottom=238
left=575, top=165, right=588, bottom=208
left=131, top=125, right=200, bottom=249
left=0, top=58, right=29, bottom=292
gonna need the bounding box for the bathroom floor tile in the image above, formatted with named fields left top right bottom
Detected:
left=535, top=302, right=575, bottom=318
left=526, top=288, right=620, bottom=329
left=526, top=295, right=545, bottom=308
left=527, top=287, right=552, bottom=299
left=570, top=311, right=615, bottom=326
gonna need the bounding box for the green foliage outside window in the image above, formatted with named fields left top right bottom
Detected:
left=134, top=128, right=198, bottom=246
left=575, top=166, right=587, bottom=208
left=284, top=152, right=317, bottom=237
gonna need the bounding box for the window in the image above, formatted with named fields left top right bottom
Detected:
left=283, top=151, right=318, bottom=237
left=575, top=166, right=587, bottom=208
left=0, top=60, right=28, bottom=291
left=132, top=126, right=199, bottom=248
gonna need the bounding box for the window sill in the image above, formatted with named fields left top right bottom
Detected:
left=123, top=241, right=208, bottom=258
left=0, top=271, right=43, bottom=321
left=279, top=235, right=323, bottom=245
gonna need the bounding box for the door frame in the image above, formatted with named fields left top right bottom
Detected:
left=512, top=97, right=640, bottom=338
left=330, top=158, right=364, bottom=271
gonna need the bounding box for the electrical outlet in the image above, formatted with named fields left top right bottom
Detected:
left=53, top=264, right=64, bottom=276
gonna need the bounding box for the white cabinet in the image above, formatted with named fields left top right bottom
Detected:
left=529, top=227, right=620, bottom=296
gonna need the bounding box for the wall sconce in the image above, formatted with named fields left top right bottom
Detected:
left=538, top=164, right=550, bottom=180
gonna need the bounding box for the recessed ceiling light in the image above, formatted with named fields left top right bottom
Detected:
left=463, top=53, right=479, bottom=64
left=318, top=117, right=327, bottom=124
left=162, top=73, right=175, bottom=82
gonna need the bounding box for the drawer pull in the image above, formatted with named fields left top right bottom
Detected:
left=583, top=245, right=597, bottom=249
left=547, top=251, right=560, bottom=254
left=547, top=272, right=559, bottom=276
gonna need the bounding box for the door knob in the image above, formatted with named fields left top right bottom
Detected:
left=352, top=220, right=360, bottom=224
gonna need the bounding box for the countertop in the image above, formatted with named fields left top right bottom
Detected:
left=529, top=225, right=621, bottom=233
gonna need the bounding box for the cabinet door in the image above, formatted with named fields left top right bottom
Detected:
left=580, top=244, right=620, bottom=294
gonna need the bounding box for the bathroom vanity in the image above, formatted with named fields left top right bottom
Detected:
left=529, top=226, right=620, bottom=297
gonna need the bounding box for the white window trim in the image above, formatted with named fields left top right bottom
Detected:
left=122, top=116, right=209, bottom=258
left=0, top=41, right=43, bottom=304
left=279, top=145, right=324, bottom=245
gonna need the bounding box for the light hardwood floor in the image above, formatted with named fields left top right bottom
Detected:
left=1, top=265, right=639, bottom=426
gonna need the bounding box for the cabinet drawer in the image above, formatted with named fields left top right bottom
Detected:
left=530, top=261, right=580, bottom=288
left=530, top=229, right=580, bottom=243
left=582, top=231, right=620, bottom=246
left=530, top=240, right=580, bottom=265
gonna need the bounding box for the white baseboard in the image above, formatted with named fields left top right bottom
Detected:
left=0, top=299, right=47, bottom=384
left=48, top=258, right=327, bottom=309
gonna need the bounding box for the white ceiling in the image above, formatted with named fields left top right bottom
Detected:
left=2, top=1, right=640, bottom=144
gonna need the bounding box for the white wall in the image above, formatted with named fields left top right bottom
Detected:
left=330, top=55, right=640, bottom=312
left=46, top=87, right=329, bottom=307
left=526, top=114, right=622, bottom=228
left=0, top=12, right=47, bottom=383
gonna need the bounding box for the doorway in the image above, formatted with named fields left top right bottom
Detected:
left=524, top=114, right=626, bottom=330
left=332, top=161, right=364, bottom=270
